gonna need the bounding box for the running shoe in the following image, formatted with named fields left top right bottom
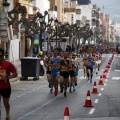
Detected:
left=90, top=79, right=92, bottom=84
left=48, top=83, right=51, bottom=88
left=50, top=88, right=53, bottom=93
left=69, top=87, right=72, bottom=93
left=64, top=91, right=67, bottom=97
left=6, top=115, right=10, bottom=120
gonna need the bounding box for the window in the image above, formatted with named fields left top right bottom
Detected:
left=92, top=19, right=96, bottom=23
left=76, top=9, right=81, bottom=14
left=76, top=20, right=80, bottom=25
left=64, top=2, right=68, bottom=8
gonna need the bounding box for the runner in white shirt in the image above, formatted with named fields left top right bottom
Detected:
left=95, top=50, right=102, bottom=74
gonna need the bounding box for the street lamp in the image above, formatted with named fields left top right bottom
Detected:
left=54, top=19, right=58, bottom=47
left=2, top=0, right=10, bottom=12
left=39, top=15, right=44, bottom=51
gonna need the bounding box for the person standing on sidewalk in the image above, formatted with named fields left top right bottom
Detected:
left=0, top=48, right=18, bottom=120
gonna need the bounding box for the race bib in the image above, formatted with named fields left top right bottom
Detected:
left=0, top=70, right=6, bottom=80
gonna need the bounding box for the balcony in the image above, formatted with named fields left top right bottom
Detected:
left=64, top=8, right=76, bottom=12
left=49, top=4, right=57, bottom=11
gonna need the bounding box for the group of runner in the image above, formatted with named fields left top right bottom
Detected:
left=44, top=48, right=102, bottom=97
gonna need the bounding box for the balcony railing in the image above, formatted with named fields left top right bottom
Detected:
left=64, top=8, right=76, bottom=12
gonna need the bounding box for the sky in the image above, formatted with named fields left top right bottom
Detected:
left=91, top=0, right=120, bottom=22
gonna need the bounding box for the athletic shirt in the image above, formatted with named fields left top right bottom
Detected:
left=0, top=60, right=17, bottom=89
left=95, top=53, right=101, bottom=61
left=87, top=56, right=94, bottom=68
left=51, top=57, right=60, bottom=69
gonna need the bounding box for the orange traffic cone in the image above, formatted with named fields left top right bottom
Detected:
left=104, top=69, right=108, bottom=73
left=98, top=78, right=104, bottom=85
left=83, top=90, right=93, bottom=107
left=106, top=65, right=110, bottom=69
left=103, top=72, right=107, bottom=79
left=64, top=107, right=70, bottom=120
left=91, top=81, right=99, bottom=94
left=100, top=75, right=103, bottom=79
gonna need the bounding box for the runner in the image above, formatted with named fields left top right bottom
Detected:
left=95, top=50, right=102, bottom=74
left=49, top=50, right=61, bottom=96
left=72, top=54, right=80, bottom=89
left=83, top=53, right=88, bottom=79
left=0, top=48, right=18, bottom=120
left=59, top=53, right=69, bottom=97
left=45, top=51, right=53, bottom=93
left=68, top=53, right=75, bottom=93
left=86, top=52, right=95, bottom=83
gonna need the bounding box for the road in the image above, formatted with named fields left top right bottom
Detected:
left=1, top=54, right=120, bottom=120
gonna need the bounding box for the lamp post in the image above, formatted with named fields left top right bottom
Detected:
left=2, top=0, right=10, bottom=12
left=39, top=15, right=44, bottom=51
left=54, top=19, right=58, bottom=47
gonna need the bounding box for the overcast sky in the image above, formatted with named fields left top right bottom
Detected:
left=91, top=0, right=120, bottom=22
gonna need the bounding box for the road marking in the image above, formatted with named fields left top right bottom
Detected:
left=27, top=91, right=32, bottom=93
left=98, top=93, right=101, bottom=96
left=94, top=99, right=99, bottom=103
left=17, top=94, right=63, bottom=120
left=89, top=108, right=95, bottom=114
left=115, top=70, right=120, bottom=72
left=104, top=83, right=107, bottom=86
left=105, top=79, right=107, bottom=82
left=11, top=98, right=16, bottom=100
left=79, top=69, right=83, bottom=71
left=101, top=88, right=104, bottom=91
left=95, top=76, right=100, bottom=79
left=111, top=77, right=120, bottom=80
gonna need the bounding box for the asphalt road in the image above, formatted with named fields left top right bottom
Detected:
left=1, top=54, right=120, bottom=120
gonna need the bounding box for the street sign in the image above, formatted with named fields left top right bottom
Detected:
left=42, top=31, right=49, bottom=39
left=42, top=42, right=47, bottom=51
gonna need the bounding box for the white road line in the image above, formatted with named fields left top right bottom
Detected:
left=98, top=93, right=101, bottom=96
left=115, top=70, right=120, bottom=72
left=112, top=77, right=120, bottom=80
left=104, top=83, right=107, bottom=86
left=11, top=98, right=16, bottom=100
left=27, top=91, right=32, bottom=93
left=95, top=76, right=100, bottom=79
left=101, top=88, right=104, bottom=91
left=89, top=108, right=95, bottom=114
left=94, top=99, right=99, bottom=103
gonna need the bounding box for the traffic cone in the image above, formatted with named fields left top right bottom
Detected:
left=64, top=107, right=70, bottom=120
left=108, top=61, right=111, bottom=65
left=83, top=90, right=93, bottom=107
left=104, top=69, right=108, bottom=73
left=100, top=75, right=103, bottom=79
left=103, top=72, right=107, bottom=79
left=98, top=78, right=104, bottom=85
left=91, top=81, right=99, bottom=94
left=106, top=65, right=110, bottom=69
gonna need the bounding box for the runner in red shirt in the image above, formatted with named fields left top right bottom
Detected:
left=0, top=48, right=18, bottom=120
